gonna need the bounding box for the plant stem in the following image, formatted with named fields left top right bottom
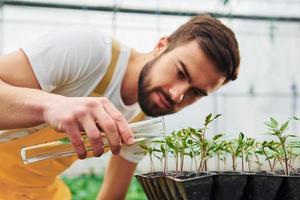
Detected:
left=287, top=161, right=297, bottom=174
left=262, top=148, right=273, bottom=172
left=175, top=154, right=179, bottom=175
left=164, top=155, right=168, bottom=175
left=281, top=142, right=289, bottom=175
left=198, top=160, right=203, bottom=175
left=278, top=159, right=285, bottom=172
left=217, top=153, right=220, bottom=171
left=241, top=152, right=244, bottom=172
left=150, top=155, right=154, bottom=173
left=272, top=158, right=277, bottom=173
left=280, top=158, right=297, bottom=174
left=291, top=157, right=296, bottom=168
left=194, top=157, right=198, bottom=171
left=254, top=153, right=261, bottom=171
left=248, top=159, right=251, bottom=172
left=180, top=154, right=184, bottom=174
left=232, top=154, right=236, bottom=171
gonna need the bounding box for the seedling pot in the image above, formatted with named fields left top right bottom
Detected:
left=165, top=175, right=184, bottom=200
left=212, top=171, right=248, bottom=200
left=275, top=175, right=300, bottom=200
left=243, top=172, right=283, bottom=200
left=174, top=172, right=214, bottom=200
left=158, top=175, right=174, bottom=200
left=136, top=172, right=165, bottom=200
left=136, top=173, right=156, bottom=200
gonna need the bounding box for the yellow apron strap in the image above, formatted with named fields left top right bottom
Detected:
left=90, top=38, right=146, bottom=123
left=130, top=112, right=146, bottom=123
left=90, top=38, right=121, bottom=97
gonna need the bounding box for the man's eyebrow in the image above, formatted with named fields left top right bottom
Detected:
left=178, top=59, right=208, bottom=96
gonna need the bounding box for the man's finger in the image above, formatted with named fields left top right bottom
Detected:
left=102, top=101, right=135, bottom=145
left=62, top=119, right=87, bottom=159
left=92, top=105, right=122, bottom=155
left=75, top=110, right=104, bottom=157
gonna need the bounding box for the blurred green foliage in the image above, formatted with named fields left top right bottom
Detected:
left=62, top=170, right=147, bottom=200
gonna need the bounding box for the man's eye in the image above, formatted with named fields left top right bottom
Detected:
left=177, top=67, right=185, bottom=79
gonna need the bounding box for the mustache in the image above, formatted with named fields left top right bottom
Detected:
left=158, top=89, right=175, bottom=108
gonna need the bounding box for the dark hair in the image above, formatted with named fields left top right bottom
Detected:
left=167, top=14, right=240, bottom=84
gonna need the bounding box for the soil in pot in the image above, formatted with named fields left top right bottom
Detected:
left=242, top=171, right=283, bottom=200
left=212, top=171, right=248, bottom=200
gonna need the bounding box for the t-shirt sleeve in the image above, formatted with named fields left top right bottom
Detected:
left=21, top=27, right=110, bottom=92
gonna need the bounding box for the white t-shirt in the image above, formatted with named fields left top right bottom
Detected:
left=19, top=27, right=147, bottom=163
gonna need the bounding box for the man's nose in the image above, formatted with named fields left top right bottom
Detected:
left=169, top=85, right=188, bottom=103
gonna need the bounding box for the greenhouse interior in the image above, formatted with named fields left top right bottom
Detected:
left=0, top=0, right=299, bottom=199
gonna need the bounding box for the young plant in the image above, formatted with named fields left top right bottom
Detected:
left=253, top=141, right=263, bottom=172
left=243, top=137, right=255, bottom=172
left=139, top=143, right=157, bottom=173
left=224, top=132, right=246, bottom=171
left=185, top=131, right=200, bottom=171
left=237, top=133, right=255, bottom=172
left=255, top=140, right=279, bottom=173
left=264, top=117, right=297, bottom=175
left=203, top=133, right=224, bottom=171
left=212, top=139, right=228, bottom=171
left=178, top=128, right=191, bottom=174
left=164, top=129, right=191, bottom=175
left=165, top=131, right=180, bottom=174
left=286, top=141, right=300, bottom=173
left=190, top=113, right=222, bottom=174
left=151, top=138, right=170, bottom=175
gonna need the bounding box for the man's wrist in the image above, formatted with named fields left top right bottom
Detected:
left=26, top=92, right=64, bottom=125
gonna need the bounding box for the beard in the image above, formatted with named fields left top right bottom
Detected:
left=138, top=57, right=175, bottom=117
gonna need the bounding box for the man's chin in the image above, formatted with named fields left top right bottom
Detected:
left=138, top=97, right=174, bottom=116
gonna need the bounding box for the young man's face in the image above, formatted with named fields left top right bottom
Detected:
left=138, top=39, right=226, bottom=117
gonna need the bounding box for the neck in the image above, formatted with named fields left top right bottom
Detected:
left=121, top=49, right=154, bottom=105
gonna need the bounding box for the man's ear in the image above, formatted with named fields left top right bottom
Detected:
left=153, top=36, right=169, bottom=57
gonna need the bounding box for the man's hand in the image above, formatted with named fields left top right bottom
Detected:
left=43, top=96, right=135, bottom=159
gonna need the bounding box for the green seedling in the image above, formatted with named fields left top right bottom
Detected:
left=286, top=141, right=300, bottom=173
left=243, top=137, right=255, bottom=172
left=255, top=140, right=279, bottom=173
left=224, top=132, right=247, bottom=171
left=177, top=128, right=191, bottom=174
left=139, top=143, right=157, bottom=173
left=264, top=117, right=297, bottom=175
left=212, top=139, right=228, bottom=171
left=165, top=131, right=181, bottom=174
left=151, top=139, right=169, bottom=175
left=190, top=113, right=222, bottom=174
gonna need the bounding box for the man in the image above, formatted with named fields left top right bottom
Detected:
left=0, top=14, right=240, bottom=199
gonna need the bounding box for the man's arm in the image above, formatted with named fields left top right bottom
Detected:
left=0, top=50, right=134, bottom=158
left=0, top=50, right=55, bottom=128
left=97, top=155, right=137, bottom=200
